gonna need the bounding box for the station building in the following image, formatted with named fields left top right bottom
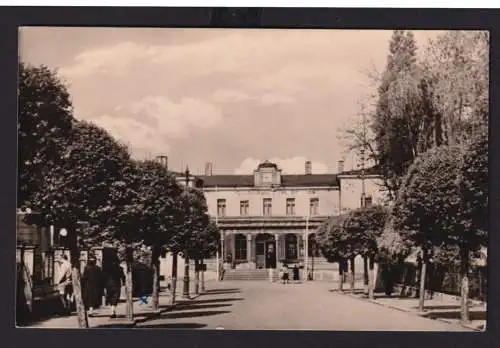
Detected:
left=193, top=159, right=387, bottom=272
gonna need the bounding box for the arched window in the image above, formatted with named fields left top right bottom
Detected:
left=285, top=234, right=298, bottom=260
left=234, top=234, right=247, bottom=261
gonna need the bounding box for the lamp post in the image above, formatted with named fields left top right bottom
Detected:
left=182, top=166, right=191, bottom=299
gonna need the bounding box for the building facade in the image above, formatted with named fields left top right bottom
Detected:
left=196, top=160, right=387, bottom=271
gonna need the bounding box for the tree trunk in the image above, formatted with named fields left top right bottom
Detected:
left=69, top=231, right=88, bottom=328
left=418, top=256, right=427, bottom=312
left=151, top=246, right=160, bottom=311
left=338, top=260, right=344, bottom=291
left=70, top=262, right=88, bottom=328
left=170, top=252, right=178, bottom=305
left=125, top=249, right=134, bottom=321
left=200, top=259, right=206, bottom=292
left=368, top=257, right=375, bottom=300
left=460, top=244, right=470, bottom=324
left=194, top=258, right=200, bottom=295
left=183, top=252, right=190, bottom=298
left=363, top=255, right=369, bottom=295
left=350, top=257, right=355, bottom=291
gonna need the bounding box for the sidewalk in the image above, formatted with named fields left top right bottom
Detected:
left=25, top=282, right=206, bottom=329
left=338, top=288, right=486, bottom=332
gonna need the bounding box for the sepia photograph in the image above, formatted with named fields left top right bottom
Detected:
left=16, top=27, right=488, bottom=331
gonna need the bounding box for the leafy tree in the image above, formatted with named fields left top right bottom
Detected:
left=315, top=215, right=350, bottom=291
left=131, top=160, right=183, bottom=311
left=188, top=220, right=220, bottom=294
left=422, top=31, right=489, bottom=144
left=27, top=120, right=131, bottom=327
left=343, top=205, right=388, bottom=298
left=391, top=145, right=463, bottom=312
left=165, top=181, right=209, bottom=303
left=18, top=62, right=74, bottom=207
left=455, top=125, right=488, bottom=322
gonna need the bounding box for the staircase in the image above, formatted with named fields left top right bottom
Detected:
left=223, top=268, right=280, bottom=281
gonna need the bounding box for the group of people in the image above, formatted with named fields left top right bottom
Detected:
left=55, top=253, right=125, bottom=318
left=279, top=264, right=300, bottom=284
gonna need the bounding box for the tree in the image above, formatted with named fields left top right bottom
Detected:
left=391, top=145, right=463, bottom=312
left=28, top=120, right=132, bottom=327
left=455, top=125, right=488, bottom=323
left=165, top=182, right=209, bottom=303
left=343, top=205, right=388, bottom=299
left=422, top=31, right=489, bottom=144
left=188, top=220, right=220, bottom=294
left=315, top=215, right=350, bottom=291
left=18, top=62, right=74, bottom=207
left=132, top=160, right=183, bottom=311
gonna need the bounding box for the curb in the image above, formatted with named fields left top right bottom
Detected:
left=342, top=292, right=483, bottom=332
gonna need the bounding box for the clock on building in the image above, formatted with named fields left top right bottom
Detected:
left=262, top=173, right=273, bottom=183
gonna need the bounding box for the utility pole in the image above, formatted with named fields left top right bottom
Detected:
left=360, top=109, right=367, bottom=209
left=182, top=166, right=191, bottom=299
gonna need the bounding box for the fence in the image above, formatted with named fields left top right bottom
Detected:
left=390, top=262, right=487, bottom=302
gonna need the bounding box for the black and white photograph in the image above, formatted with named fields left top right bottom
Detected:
left=16, top=27, right=488, bottom=331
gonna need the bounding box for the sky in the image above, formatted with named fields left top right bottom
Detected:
left=19, top=28, right=443, bottom=175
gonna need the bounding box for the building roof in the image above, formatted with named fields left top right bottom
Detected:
left=338, top=165, right=380, bottom=176
left=198, top=174, right=339, bottom=188
left=257, top=160, right=279, bottom=169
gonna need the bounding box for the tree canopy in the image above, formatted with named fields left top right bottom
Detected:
left=18, top=63, right=74, bottom=207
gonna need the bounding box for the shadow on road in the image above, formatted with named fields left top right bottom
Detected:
left=202, top=289, right=241, bottom=295
left=422, top=310, right=486, bottom=321
left=163, top=310, right=231, bottom=319
left=172, top=303, right=233, bottom=311
left=135, top=323, right=207, bottom=329
left=179, top=297, right=244, bottom=305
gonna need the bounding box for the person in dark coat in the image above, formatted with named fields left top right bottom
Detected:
left=103, top=257, right=125, bottom=318
left=82, top=255, right=103, bottom=317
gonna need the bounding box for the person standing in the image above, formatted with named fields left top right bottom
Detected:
left=55, top=254, right=73, bottom=315
left=82, top=255, right=103, bottom=317
left=102, top=257, right=125, bottom=318
left=281, top=265, right=290, bottom=284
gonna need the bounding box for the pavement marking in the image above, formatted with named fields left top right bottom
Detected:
left=215, top=326, right=225, bottom=330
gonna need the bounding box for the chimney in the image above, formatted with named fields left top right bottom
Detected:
left=205, top=162, right=213, bottom=176
left=305, top=160, right=312, bottom=175
left=156, top=155, right=168, bottom=169
left=338, top=160, right=344, bottom=173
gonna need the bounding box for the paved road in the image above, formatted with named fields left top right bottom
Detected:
left=135, top=280, right=471, bottom=331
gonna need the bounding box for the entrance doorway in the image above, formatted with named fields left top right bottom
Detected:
left=255, top=234, right=276, bottom=269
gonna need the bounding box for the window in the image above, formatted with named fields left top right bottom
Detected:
left=364, top=196, right=373, bottom=207
left=234, top=234, right=247, bottom=260
left=240, top=200, right=249, bottom=216
left=286, top=198, right=296, bottom=216
left=361, top=195, right=373, bottom=208
left=310, top=198, right=319, bottom=216
left=217, top=199, right=226, bottom=217
left=263, top=198, right=272, bottom=216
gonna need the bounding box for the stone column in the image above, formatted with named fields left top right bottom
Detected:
left=246, top=234, right=254, bottom=269
left=220, top=232, right=225, bottom=262
left=274, top=233, right=280, bottom=270
left=230, top=231, right=236, bottom=265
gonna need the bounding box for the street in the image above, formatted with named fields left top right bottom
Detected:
left=134, top=281, right=471, bottom=331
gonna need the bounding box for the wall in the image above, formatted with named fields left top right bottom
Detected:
left=339, top=176, right=388, bottom=213
left=204, top=186, right=340, bottom=217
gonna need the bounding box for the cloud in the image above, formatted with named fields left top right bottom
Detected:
left=212, top=89, right=294, bottom=105
left=234, top=156, right=329, bottom=175
left=59, top=41, right=157, bottom=78
left=92, top=95, right=223, bottom=159
left=212, top=89, right=252, bottom=104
